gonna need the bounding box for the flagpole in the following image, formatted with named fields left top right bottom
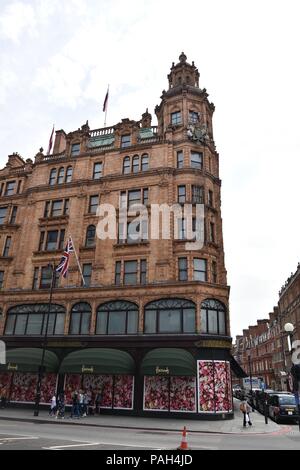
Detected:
left=104, top=85, right=109, bottom=128
left=69, top=235, right=86, bottom=286
left=34, top=262, right=56, bottom=416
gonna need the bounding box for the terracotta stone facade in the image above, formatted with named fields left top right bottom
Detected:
left=0, top=54, right=233, bottom=418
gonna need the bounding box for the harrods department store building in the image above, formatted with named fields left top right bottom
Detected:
left=0, top=54, right=240, bottom=419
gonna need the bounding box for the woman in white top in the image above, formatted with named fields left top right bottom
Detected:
left=49, top=395, right=57, bottom=417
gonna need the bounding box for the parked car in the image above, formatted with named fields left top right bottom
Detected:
left=254, top=389, right=274, bottom=413
left=246, top=388, right=261, bottom=408
left=268, top=393, right=299, bottom=423
left=232, top=385, right=242, bottom=398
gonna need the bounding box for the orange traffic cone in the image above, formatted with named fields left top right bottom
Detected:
left=177, top=426, right=190, bottom=450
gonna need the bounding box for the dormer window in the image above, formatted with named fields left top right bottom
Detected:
left=71, top=143, right=80, bottom=156
left=189, top=111, right=199, bottom=124
left=171, top=111, right=181, bottom=126
left=121, top=135, right=131, bottom=148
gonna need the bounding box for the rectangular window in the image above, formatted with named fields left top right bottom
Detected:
left=177, top=151, right=184, bottom=169
left=191, top=151, right=203, bottom=170
left=58, top=229, right=65, bottom=250
left=178, top=185, right=186, bottom=203
left=40, top=266, right=52, bottom=289
left=10, top=206, right=18, bottom=224
left=212, top=260, right=217, bottom=283
left=210, top=222, right=215, bottom=243
left=192, top=185, right=204, bottom=204
left=193, top=258, right=207, bottom=281
left=124, top=260, right=138, bottom=285
left=0, top=271, right=4, bottom=289
left=159, top=309, right=181, bottom=333
left=171, top=111, right=182, bottom=125
left=132, top=156, right=139, bottom=173
left=89, top=195, right=99, bottom=214
left=38, top=232, right=45, bottom=252
left=5, top=181, right=15, bottom=196
left=3, top=236, right=11, bottom=257
left=0, top=207, right=7, bottom=225
left=115, top=261, right=121, bottom=286
left=51, top=200, right=63, bottom=217
left=121, top=134, right=131, bottom=148
left=128, top=190, right=141, bottom=207
left=71, top=143, right=80, bottom=156
left=141, top=154, right=149, bottom=171
left=178, top=257, right=188, bottom=281
left=178, top=218, right=186, bottom=240
left=208, top=190, right=214, bottom=207
left=189, top=110, right=199, bottom=124
left=46, top=231, right=58, bottom=251
left=63, top=199, right=69, bottom=215
left=143, top=188, right=149, bottom=205
left=82, top=263, right=92, bottom=287
left=32, top=267, right=39, bottom=290
left=44, top=201, right=51, bottom=218
left=140, top=259, right=147, bottom=284
left=93, top=162, right=103, bottom=179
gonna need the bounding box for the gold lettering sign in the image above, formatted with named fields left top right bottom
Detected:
left=156, top=366, right=170, bottom=375
left=194, top=339, right=232, bottom=349
left=82, top=365, right=94, bottom=373
left=7, top=363, right=18, bottom=371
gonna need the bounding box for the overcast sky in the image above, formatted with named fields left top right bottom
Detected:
left=1, top=0, right=300, bottom=339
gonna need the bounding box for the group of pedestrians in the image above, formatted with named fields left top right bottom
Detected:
left=49, top=389, right=102, bottom=419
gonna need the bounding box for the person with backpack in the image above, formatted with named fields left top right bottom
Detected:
left=240, top=399, right=253, bottom=427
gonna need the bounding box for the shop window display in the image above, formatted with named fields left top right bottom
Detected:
left=64, top=374, right=82, bottom=404
left=144, top=376, right=196, bottom=412
left=9, top=372, right=57, bottom=404
left=0, top=372, right=11, bottom=394
left=198, top=360, right=232, bottom=413
left=82, top=374, right=113, bottom=408
left=113, top=375, right=134, bottom=409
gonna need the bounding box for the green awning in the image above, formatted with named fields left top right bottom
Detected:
left=0, top=348, right=59, bottom=373
left=141, top=348, right=196, bottom=376
left=59, top=348, right=135, bottom=375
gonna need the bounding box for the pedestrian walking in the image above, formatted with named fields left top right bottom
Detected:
left=240, top=400, right=252, bottom=427
left=71, top=391, right=80, bottom=418
left=49, top=394, right=57, bottom=417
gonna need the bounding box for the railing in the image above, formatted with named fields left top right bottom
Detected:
left=42, top=152, right=66, bottom=161
left=89, top=126, right=115, bottom=138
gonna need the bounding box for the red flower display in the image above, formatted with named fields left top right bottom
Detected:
left=198, top=360, right=232, bottom=413
left=144, top=376, right=196, bottom=412
left=113, top=375, right=134, bottom=409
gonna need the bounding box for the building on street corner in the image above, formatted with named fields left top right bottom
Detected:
left=0, top=53, right=242, bottom=419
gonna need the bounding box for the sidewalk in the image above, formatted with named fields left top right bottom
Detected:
left=0, top=399, right=284, bottom=435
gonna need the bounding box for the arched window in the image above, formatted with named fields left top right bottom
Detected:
left=144, top=298, right=195, bottom=334
left=69, top=302, right=91, bottom=335
left=201, top=299, right=226, bottom=335
left=65, top=166, right=73, bottom=183
left=123, top=157, right=131, bottom=174
left=4, top=304, right=65, bottom=336
left=96, top=300, right=138, bottom=335
left=49, top=168, right=57, bottom=186
left=141, top=154, right=149, bottom=171
left=132, top=155, right=139, bottom=173
left=57, top=167, right=65, bottom=184
left=85, top=225, right=96, bottom=247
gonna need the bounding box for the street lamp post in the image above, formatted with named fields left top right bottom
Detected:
left=33, top=263, right=56, bottom=417
left=246, top=347, right=254, bottom=411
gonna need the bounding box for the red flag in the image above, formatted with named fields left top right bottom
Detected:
left=103, top=87, right=109, bottom=112
left=47, top=125, right=54, bottom=155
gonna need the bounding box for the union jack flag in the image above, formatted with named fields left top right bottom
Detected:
left=56, top=237, right=74, bottom=278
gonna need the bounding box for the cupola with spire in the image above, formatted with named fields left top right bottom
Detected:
left=167, top=52, right=200, bottom=89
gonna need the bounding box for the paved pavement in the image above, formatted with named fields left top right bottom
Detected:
left=0, top=399, right=289, bottom=435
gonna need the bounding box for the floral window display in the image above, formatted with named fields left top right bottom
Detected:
left=113, top=375, right=134, bottom=409
left=64, top=374, right=82, bottom=404
left=9, top=372, right=57, bottom=404
left=0, top=372, right=12, bottom=394
left=144, top=376, right=196, bottom=412
left=83, top=374, right=113, bottom=408
left=198, top=360, right=232, bottom=413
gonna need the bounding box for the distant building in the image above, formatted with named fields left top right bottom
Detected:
left=0, top=53, right=239, bottom=418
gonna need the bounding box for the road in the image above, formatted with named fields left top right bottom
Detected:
left=0, top=419, right=299, bottom=450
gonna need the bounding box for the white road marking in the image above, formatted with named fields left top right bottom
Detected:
left=0, top=437, right=38, bottom=441
left=43, top=441, right=168, bottom=450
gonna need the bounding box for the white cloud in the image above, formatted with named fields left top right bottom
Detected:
left=0, top=1, right=37, bottom=43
